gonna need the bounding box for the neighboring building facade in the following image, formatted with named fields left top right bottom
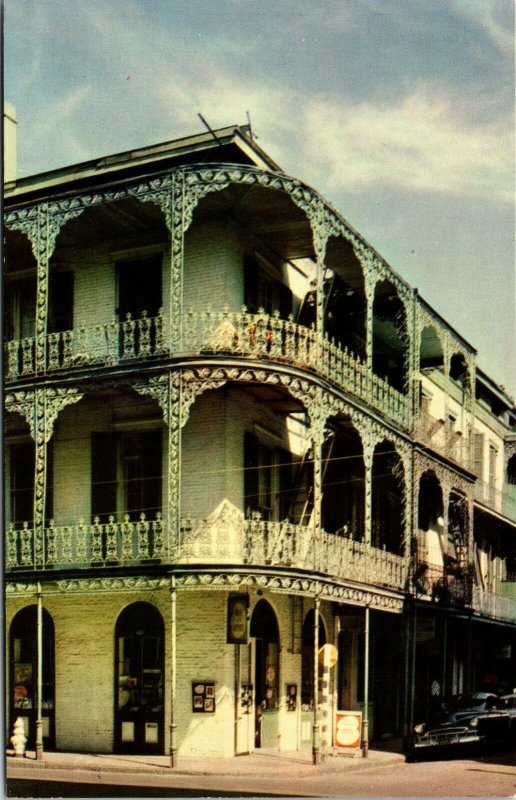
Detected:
left=4, top=125, right=515, bottom=758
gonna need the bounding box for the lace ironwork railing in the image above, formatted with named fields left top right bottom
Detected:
left=6, top=513, right=408, bottom=591
left=182, top=307, right=410, bottom=428
left=412, top=559, right=472, bottom=606
left=6, top=513, right=165, bottom=569
left=178, top=515, right=408, bottom=591
left=5, top=310, right=166, bottom=379
left=415, top=411, right=470, bottom=468
left=471, top=586, right=516, bottom=622
left=5, top=307, right=409, bottom=428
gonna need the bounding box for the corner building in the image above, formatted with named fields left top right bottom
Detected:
left=4, top=125, right=515, bottom=758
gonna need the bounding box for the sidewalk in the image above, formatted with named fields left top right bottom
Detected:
left=6, top=745, right=405, bottom=780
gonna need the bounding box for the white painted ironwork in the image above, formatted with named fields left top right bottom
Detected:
left=471, top=586, right=516, bottom=623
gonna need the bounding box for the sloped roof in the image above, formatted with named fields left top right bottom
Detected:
left=4, top=124, right=281, bottom=203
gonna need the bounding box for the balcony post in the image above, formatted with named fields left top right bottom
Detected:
left=363, top=268, right=377, bottom=373
left=361, top=604, right=370, bottom=758
left=35, top=582, right=44, bottom=760
left=363, top=439, right=374, bottom=547
left=169, top=575, right=177, bottom=767
left=33, top=390, right=48, bottom=569
left=312, top=593, right=321, bottom=765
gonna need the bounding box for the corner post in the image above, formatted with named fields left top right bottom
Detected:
left=362, top=604, right=370, bottom=758
left=312, top=593, right=321, bottom=765
left=169, top=575, right=177, bottom=767
left=35, top=582, right=44, bottom=761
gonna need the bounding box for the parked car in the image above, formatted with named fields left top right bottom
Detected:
left=499, top=692, right=516, bottom=741
left=411, top=692, right=511, bottom=757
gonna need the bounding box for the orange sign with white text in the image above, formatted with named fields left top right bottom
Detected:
left=334, top=710, right=362, bottom=751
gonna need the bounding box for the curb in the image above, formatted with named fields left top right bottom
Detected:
left=6, top=753, right=406, bottom=780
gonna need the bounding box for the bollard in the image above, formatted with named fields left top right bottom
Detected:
left=11, top=717, right=27, bottom=757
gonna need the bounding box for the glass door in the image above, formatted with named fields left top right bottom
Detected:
left=115, top=603, right=164, bottom=754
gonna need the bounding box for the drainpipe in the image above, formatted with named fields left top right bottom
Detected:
left=312, top=594, right=320, bottom=765
left=35, top=583, right=43, bottom=761
left=169, top=575, right=177, bottom=768
left=362, top=605, right=370, bottom=757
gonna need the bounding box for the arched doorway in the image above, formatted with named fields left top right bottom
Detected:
left=114, top=602, right=165, bottom=754
left=250, top=599, right=280, bottom=748
left=10, top=605, right=55, bottom=749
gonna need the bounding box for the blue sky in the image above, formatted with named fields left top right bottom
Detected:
left=5, top=0, right=515, bottom=395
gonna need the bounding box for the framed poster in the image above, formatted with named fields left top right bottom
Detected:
left=192, top=682, right=216, bottom=713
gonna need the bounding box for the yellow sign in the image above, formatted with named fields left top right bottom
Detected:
left=318, top=643, right=338, bottom=668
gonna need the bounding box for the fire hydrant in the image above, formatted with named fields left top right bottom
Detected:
left=11, top=717, right=27, bottom=757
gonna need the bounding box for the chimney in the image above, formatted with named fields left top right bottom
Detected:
left=4, top=103, right=17, bottom=184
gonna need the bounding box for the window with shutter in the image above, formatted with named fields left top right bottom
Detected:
left=472, top=433, right=484, bottom=479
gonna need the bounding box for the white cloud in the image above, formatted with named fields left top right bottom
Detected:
left=298, top=86, right=513, bottom=201
left=451, top=0, right=514, bottom=58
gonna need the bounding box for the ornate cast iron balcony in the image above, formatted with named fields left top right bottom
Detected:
left=182, top=307, right=409, bottom=427
left=5, top=508, right=408, bottom=593
left=416, top=411, right=470, bottom=468
left=412, top=559, right=472, bottom=607
left=5, top=310, right=166, bottom=378
left=471, top=586, right=516, bottom=623
left=5, top=307, right=410, bottom=428
left=6, top=514, right=165, bottom=569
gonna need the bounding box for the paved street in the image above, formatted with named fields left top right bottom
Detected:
left=6, top=749, right=516, bottom=798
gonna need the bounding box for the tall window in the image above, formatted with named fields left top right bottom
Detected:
left=244, top=256, right=292, bottom=317
left=243, top=432, right=291, bottom=520
left=9, top=441, right=53, bottom=526
left=117, top=255, right=162, bottom=321
left=5, top=277, right=36, bottom=340
left=91, top=430, right=162, bottom=521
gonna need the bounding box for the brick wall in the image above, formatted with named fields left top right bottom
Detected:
left=5, top=588, right=331, bottom=756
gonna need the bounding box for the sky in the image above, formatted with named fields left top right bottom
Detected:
left=4, top=0, right=515, bottom=396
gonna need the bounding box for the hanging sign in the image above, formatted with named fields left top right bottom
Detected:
left=318, top=643, right=338, bottom=668
left=335, top=710, right=362, bottom=752
left=227, top=593, right=249, bottom=644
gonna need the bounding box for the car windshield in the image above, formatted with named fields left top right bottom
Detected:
left=447, top=695, right=489, bottom=710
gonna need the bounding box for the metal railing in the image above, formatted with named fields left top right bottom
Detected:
left=415, top=411, right=470, bottom=468
left=5, top=307, right=410, bottom=429
left=182, top=307, right=409, bottom=427
left=6, top=514, right=165, bottom=569
left=6, top=512, right=408, bottom=592
left=471, top=586, right=516, bottom=623
left=474, top=479, right=516, bottom=520
left=5, top=310, right=166, bottom=379
left=412, top=559, right=472, bottom=607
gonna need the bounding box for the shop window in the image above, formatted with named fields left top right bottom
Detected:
left=10, top=605, right=55, bottom=749
left=91, top=430, right=162, bottom=521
